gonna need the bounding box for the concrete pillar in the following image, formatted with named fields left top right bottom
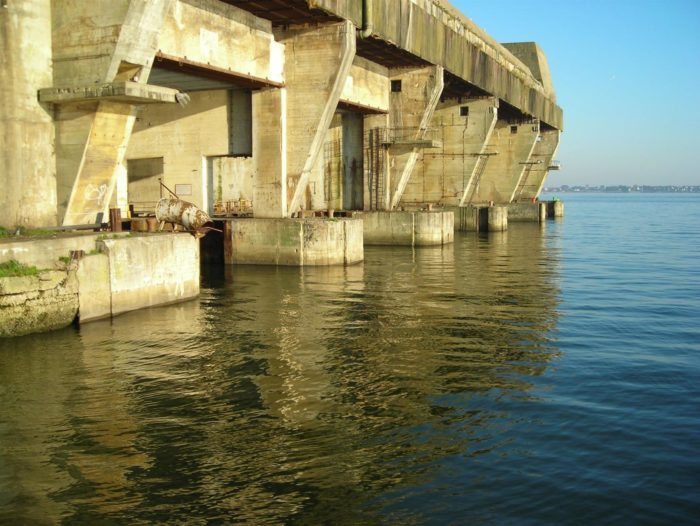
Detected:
left=403, top=97, right=498, bottom=207
left=469, top=119, right=540, bottom=205
left=547, top=200, right=564, bottom=218
left=274, top=21, right=356, bottom=217
left=363, top=113, right=390, bottom=210
left=0, top=0, right=57, bottom=228
left=487, top=205, right=508, bottom=232
left=514, top=128, right=561, bottom=201
left=387, top=65, right=444, bottom=210
left=253, top=88, right=288, bottom=217
left=51, top=0, right=173, bottom=225
left=449, top=204, right=507, bottom=232
left=342, top=113, right=364, bottom=210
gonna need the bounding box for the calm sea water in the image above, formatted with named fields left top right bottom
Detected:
left=1, top=193, right=699, bottom=525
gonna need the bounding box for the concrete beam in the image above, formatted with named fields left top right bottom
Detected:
left=388, top=65, right=444, bottom=210
left=39, top=82, right=179, bottom=105
left=308, top=0, right=563, bottom=130
left=402, top=97, right=498, bottom=207
left=468, top=119, right=540, bottom=205
left=157, top=0, right=284, bottom=86
left=340, top=56, right=390, bottom=114
left=276, top=21, right=356, bottom=217
left=514, top=129, right=561, bottom=201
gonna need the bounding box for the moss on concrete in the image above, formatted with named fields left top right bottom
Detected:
left=0, top=260, right=40, bottom=278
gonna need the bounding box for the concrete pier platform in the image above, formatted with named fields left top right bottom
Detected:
left=448, top=205, right=508, bottom=232
left=546, top=200, right=565, bottom=218
left=354, top=211, right=454, bottom=246
left=508, top=202, right=547, bottom=223
left=224, top=218, right=363, bottom=266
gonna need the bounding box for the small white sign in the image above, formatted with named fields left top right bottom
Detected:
left=175, top=184, right=192, bottom=196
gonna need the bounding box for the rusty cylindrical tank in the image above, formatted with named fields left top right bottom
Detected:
left=155, top=198, right=214, bottom=232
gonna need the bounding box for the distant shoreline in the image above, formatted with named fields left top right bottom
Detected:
left=543, top=186, right=699, bottom=194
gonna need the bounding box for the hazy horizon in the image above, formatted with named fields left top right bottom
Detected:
left=451, top=0, right=700, bottom=187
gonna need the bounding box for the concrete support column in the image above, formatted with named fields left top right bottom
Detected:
left=0, top=0, right=57, bottom=228
left=342, top=113, right=364, bottom=210
left=469, top=119, right=540, bottom=205
left=403, top=97, right=498, bottom=207
left=51, top=0, right=173, bottom=225
left=275, top=21, right=356, bottom=217
left=387, top=65, right=444, bottom=210
left=515, top=128, right=561, bottom=201
left=450, top=204, right=507, bottom=232
left=363, top=113, right=390, bottom=210
left=547, top=200, right=564, bottom=218
left=253, top=88, right=288, bottom=217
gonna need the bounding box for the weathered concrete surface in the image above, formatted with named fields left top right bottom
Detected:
left=357, top=211, right=454, bottom=246
left=0, top=270, right=78, bottom=337
left=0, top=0, right=57, bottom=228
left=225, top=218, right=363, bottom=265
left=99, top=234, right=200, bottom=316
left=308, top=0, right=563, bottom=130
left=469, top=120, right=540, bottom=204
left=508, top=202, right=547, bottom=223
left=403, top=97, right=498, bottom=206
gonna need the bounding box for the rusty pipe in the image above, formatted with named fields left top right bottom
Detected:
left=358, top=0, right=373, bottom=39
left=155, top=198, right=215, bottom=233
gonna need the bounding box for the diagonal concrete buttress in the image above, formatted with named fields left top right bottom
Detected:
left=50, top=0, right=174, bottom=225
left=468, top=119, right=540, bottom=205
left=274, top=21, right=356, bottom=218
left=388, top=66, right=444, bottom=210
left=513, top=128, right=561, bottom=201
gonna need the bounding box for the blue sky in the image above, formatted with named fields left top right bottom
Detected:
left=449, top=0, right=700, bottom=186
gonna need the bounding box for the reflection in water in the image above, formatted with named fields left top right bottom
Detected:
left=0, top=224, right=560, bottom=524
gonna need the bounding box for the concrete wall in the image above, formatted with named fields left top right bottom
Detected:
left=404, top=97, right=497, bottom=206
left=0, top=0, right=57, bottom=228
left=1, top=233, right=200, bottom=331
left=99, top=234, right=200, bottom=316
left=126, top=89, right=245, bottom=211
left=470, top=120, right=539, bottom=204
left=0, top=233, right=128, bottom=269
left=0, top=270, right=78, bottom=337
left=225, top=218, right=363, bottom=266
